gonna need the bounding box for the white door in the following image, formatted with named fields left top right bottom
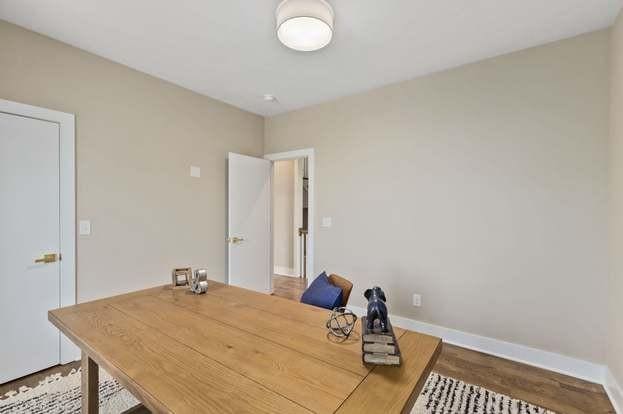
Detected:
left=0, top=112, right=61, bottom=383
left=228, top=153, right=271, bottom=293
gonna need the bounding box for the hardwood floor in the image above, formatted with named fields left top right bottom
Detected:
left=1, top=276, right=614, bottom=414
left=435, top=344, right=614, bottom=414
left=272, top=274, right=306, bottom=301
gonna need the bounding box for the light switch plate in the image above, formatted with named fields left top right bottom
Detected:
left=321, top=217, right=332, bottom=228
left=190, top=165, right=201, bottom=178
left=79, top=220, right=91, bottom=236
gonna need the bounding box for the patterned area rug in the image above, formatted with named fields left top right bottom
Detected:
left=413, top=373, right=555, bottom=414
left=0, top=369, right=138, bottom=414
left=0, top=370, right=554, bottom=414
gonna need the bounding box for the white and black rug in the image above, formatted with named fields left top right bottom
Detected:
left=0, top=370, right=554, bottom=414
left=0, top=369, right=138, bottom=414
left=413, top=373, right=555, bottom=414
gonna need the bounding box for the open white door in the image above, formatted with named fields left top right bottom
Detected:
left=228, top=153, right=272, bottom=293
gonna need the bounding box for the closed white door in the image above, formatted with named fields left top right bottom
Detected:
left=0, top=112, right=61, bottom=383
left=228, top=153, right=271, bottom=293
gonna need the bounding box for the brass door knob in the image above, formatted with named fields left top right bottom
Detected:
left=34, top=253, right=59, bottom=264
left=227, top=237, right=245, bottom=244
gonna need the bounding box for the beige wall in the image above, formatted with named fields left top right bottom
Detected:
left=0, top=20, right=264, bottom=302
left=273, top=160, right=295, bottom=270
left=610, top=11, right=623, bottom=386
left=265, top=31, right=610, bottom=363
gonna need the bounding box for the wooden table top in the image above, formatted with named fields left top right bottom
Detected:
left=49, top=281, right=442, bottom=414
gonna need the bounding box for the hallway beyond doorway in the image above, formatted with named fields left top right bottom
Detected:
left=271, top=274, right=306, bottom=302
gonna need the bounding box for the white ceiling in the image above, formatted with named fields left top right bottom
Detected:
left=1, top=1, right=621, bottom=116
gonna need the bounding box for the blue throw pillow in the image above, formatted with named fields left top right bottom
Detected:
left=300, top=272, right=343, bottom=310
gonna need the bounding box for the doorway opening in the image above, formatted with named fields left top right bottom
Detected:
left=265, top=148, right=315, bottom=298
left=271, top=158, right=308, bottom=300
left=226, top=149, right=314, bottom=297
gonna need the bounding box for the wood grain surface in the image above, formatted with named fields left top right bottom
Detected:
left=49, top=281, right=441, bottom=413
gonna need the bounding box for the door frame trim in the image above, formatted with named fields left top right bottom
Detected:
left=264, top=148, right=315, bottom=288
left=0, top=99, right=78, bottom=363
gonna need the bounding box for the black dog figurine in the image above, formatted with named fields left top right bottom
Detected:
left=364, top=286, right=388, bottom=332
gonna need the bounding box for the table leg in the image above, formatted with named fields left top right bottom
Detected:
left=81, top=352, right=99, bottom=414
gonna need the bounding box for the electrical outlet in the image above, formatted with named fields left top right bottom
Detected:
left=412, top=293, right=422, bottom=307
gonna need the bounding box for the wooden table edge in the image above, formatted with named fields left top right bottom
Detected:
left=400, top=338, right=443, bottom=414
left=48, top=310, right=168, bottom=414
left=335, top=334, right=442, bottom=414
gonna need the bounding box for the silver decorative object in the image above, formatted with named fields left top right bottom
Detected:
left=190, top=268, right=208, bottom=294
left=326, top=307, right=357, bottom=340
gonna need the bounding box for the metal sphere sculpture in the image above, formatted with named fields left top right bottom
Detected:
left=326, top=307, right=358, bottom=341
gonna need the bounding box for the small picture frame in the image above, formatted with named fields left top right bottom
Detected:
left=172, top=267, right=192, bottom=288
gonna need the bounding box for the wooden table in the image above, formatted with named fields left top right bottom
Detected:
left=49, top=281, right=442, bottom=414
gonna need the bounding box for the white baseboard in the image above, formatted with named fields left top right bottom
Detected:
left=350, top=306, right=606, bottom=385
left=606, top=368, right=623, bottom=414
left=274, top=266, right=299, bottom=277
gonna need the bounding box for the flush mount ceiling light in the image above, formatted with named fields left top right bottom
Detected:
left=276, top=0, right=334, bottom=52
